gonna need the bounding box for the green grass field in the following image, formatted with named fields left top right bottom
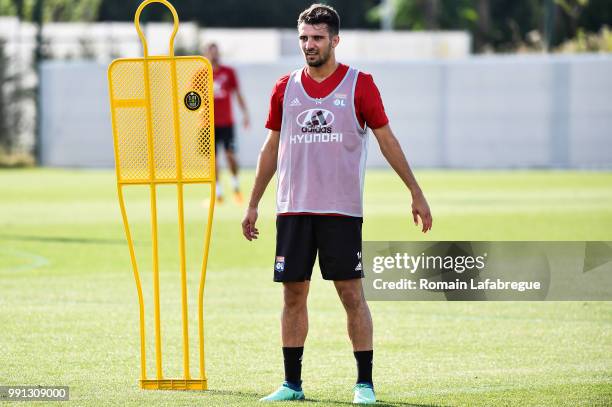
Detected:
left=1, top=168, right=611, bottom=406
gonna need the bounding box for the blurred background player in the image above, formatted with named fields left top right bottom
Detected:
left=204, top=42, right=250, bottom=204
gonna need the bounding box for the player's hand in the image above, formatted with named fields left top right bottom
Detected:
left=411, top=190, right=432, bottom=233
left=241, top=205, right=259, bottom=241
left=242, top=115, right=250, bottom=130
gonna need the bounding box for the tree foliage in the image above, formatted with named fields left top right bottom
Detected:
left=96, top=0, right=379, bottom=29
left=2, top=0, right=610, bottom=51
left=365, top=0, right=611, bottom=52
left=1, top=0, right=102, bottom=22
left=0, top=39, right=34, bottom=155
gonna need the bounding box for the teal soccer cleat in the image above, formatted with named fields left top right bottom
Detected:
left=352, top=383, right=376, bottom=404
left=259, top=381, right=305, bottom=402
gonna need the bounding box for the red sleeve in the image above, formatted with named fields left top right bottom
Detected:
left=355, top=72, right=389, bottom=130
left=265, top=74, right=290, bottom=131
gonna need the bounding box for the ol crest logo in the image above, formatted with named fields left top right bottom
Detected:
left=333, top=99, right=346, bottom=107
left=275, top=256, right=285, bottom=272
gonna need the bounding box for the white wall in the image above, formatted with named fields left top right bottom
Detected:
left=40, top=54, right=612, bottom=169
left=39, top=62, right=113, bottom=167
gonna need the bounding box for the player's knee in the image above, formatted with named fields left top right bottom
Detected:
left=339, top=288, right=364, bottom=312
left=283, top=285, right=308, bottom=310
left=284, top=294, right=307, bottom=311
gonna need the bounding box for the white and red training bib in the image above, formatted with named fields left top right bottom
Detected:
left=277, top=67, right=368, bottom=217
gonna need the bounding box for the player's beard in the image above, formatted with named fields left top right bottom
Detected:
left=304, top=43, right=332, bottom=67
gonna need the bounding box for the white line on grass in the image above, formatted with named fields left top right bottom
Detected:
left=0, top=247, right=51, bottom=273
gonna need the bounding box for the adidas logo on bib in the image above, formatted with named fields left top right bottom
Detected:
left=289, top=98, right=301, bottom=107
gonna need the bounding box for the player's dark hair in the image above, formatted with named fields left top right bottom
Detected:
left=297, top=3, right=340, bottom=37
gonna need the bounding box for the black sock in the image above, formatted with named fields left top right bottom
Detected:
left=282, top=346, right=303, bottom=388
left=354, top=350, right=373, bottom=386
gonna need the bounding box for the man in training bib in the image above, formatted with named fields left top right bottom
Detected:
left=241, top=4, right=432, bottom=404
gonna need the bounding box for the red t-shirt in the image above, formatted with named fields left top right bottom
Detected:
left=265, top=63, right=388, bottom=131
left=212, top=65, right=239, bottom=127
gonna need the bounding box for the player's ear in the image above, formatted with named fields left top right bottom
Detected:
left=331, top=34, right=340, bottom=48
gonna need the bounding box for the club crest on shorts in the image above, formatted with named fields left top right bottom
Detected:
left=275, top=256, right=285, bottom=272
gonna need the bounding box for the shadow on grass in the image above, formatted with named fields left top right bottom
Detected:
left=206, top=390, right=447, bottom=407
left=205, top=389, right=263, bottom=399
left=305, top=399, right=447, bottom=407
left=0, top=234, right=132, bottom=245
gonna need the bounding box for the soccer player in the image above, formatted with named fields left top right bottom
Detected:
left=241, top=4, right=432, bottom=404
left=204, top=43, right=250, bottom=203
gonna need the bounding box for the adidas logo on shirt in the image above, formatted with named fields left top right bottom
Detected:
left=289, top=98, right=301, bottom=107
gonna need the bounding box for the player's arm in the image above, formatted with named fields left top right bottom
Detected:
left=235, top=90, right=250, bottom=129
left=241, top=129, right=280, bottom=240
left=231, top=69, right=250, bottom=129
left=371, top=124, right=432, bottom=233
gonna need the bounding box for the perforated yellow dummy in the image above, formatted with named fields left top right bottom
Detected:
left=107, top=0, right=214, bottom=390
